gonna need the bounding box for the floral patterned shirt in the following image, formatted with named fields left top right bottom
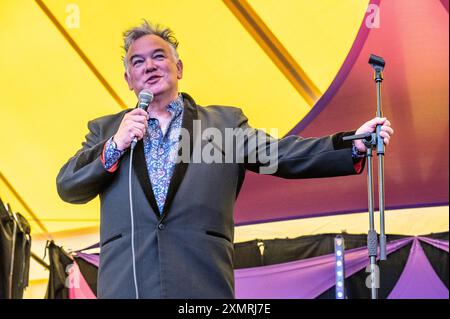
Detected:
left=103, top=94, right=184, bottom=214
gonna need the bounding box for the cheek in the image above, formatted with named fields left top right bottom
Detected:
left=131, top=67, right=145, bottom=78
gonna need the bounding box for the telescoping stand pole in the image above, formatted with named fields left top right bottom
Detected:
left=343, top=54, right=387, bottom=299
left=371, top=54, right=387, bottom=262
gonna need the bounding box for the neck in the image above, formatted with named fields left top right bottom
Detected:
left=146, top=91, right=179, bottom=115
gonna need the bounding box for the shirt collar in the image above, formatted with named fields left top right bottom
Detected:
left=148, top=94, right=184, bottom=128
left=166, top=94, right=184, bottom=117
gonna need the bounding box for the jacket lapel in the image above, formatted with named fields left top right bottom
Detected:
left=161, top=93, right=197, bottom=218
left=132, top=139, right=161, bottom=219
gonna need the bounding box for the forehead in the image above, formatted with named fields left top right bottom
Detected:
left=127, top=34, right=171, bottom=59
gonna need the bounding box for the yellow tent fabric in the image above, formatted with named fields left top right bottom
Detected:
left=1, top=0, right=369, bottom=235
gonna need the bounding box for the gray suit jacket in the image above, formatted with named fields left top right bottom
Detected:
left=56, top=93, right=361, bottom=298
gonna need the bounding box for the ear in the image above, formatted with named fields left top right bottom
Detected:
left=176, top=59, right=183, bottom=80
left=124, top=71, right=133, bottom=90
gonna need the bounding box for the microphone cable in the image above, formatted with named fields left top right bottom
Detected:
left=129, top=141, right=139, bottom=299
left=127, top=90, right=153, bottom=299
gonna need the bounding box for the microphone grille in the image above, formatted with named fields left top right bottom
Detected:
left=138, top=90, right=154, bottom=109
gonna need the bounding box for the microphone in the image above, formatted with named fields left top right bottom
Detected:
left=131, top=90, right=153, bottom=150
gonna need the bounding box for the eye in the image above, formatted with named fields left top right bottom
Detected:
left=133, top=59, right=144, bottom=66
left=154, top=54, right=165, bottom=60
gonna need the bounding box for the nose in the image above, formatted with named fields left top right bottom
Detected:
left=144, top=57, right=156, bottom=72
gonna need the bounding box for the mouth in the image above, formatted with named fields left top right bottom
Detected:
left=145, top=75, right=161, bottom=84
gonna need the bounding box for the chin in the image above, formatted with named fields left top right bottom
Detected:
left=143, top=84, right=162, bottom=94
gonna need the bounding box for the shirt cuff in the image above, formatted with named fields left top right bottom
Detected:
left=351, top=142, right=366, bottom=174
left=353, top=158, right=364, bottom=174
left=101, top=136, right=124, bottom=173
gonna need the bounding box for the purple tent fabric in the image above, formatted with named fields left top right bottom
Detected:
left=235, top=0, right=449, bottom=225
left=235, top=238, right=412, bottom=299
left=75, top=251, right=99, bottom=268
left=74, top=237, right=448, bottom=299
left=388, top=238, right=449, bottom=299
left=418, top=237, right=449, bottom=252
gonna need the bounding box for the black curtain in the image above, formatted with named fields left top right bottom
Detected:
left=233, top=232, right=449, bottom=299
left=45, top=241, right=72, bottom=299
left=0, top=198, right=31, bottom=299
left=74, top=256, right=98, bottom=296
left=234, top=239, right=263, bottom=268
left=234, top=233, right=408, bottom=267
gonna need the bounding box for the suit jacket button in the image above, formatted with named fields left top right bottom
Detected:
left=158, top=223, right=165, bottom=230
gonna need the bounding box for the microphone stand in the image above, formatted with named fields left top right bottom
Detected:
left=343, top=54, right=387, bottom=299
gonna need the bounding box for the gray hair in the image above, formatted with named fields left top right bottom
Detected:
left=122, top=20, right=179, bottom=70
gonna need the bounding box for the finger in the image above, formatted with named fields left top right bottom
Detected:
left=129, top=128, right=144, bottom=140
left=381, top=126, right=394, bottom=135
left=137, top=126, right=147, bottom=138
left=381, top=125, right=394, bottom=134
left=125, top=119, right=147, bottom=130
left=379, top=131, right=390, bottom=139
left=125, top=125, right=141, bottom=136
left=126, top=114, right=149, bottom=124
left=132, top=122, right=146, bottom=132
left=132, top=118, right=149, bottom=131
left=354, top=140, right=367, bottom=152
left=127, top=114, right=148, bottom=123
left=375, top=117, right=387, bottom=125
left=129, top=108, right=148, bottom=116
left=367, top=117, right=385, bottom=130
left=384, top=137, right=390, bottom=145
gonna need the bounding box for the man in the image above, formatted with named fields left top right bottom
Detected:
left=57, top=20, right=393, bottom=298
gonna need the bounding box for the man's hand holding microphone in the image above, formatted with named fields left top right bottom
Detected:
left=113, top=90, right=153, bottom=151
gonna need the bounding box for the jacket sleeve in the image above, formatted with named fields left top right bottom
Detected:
left=56, top=119, right=116, bottom=204
left=235, top=109, right=365, bottom=178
